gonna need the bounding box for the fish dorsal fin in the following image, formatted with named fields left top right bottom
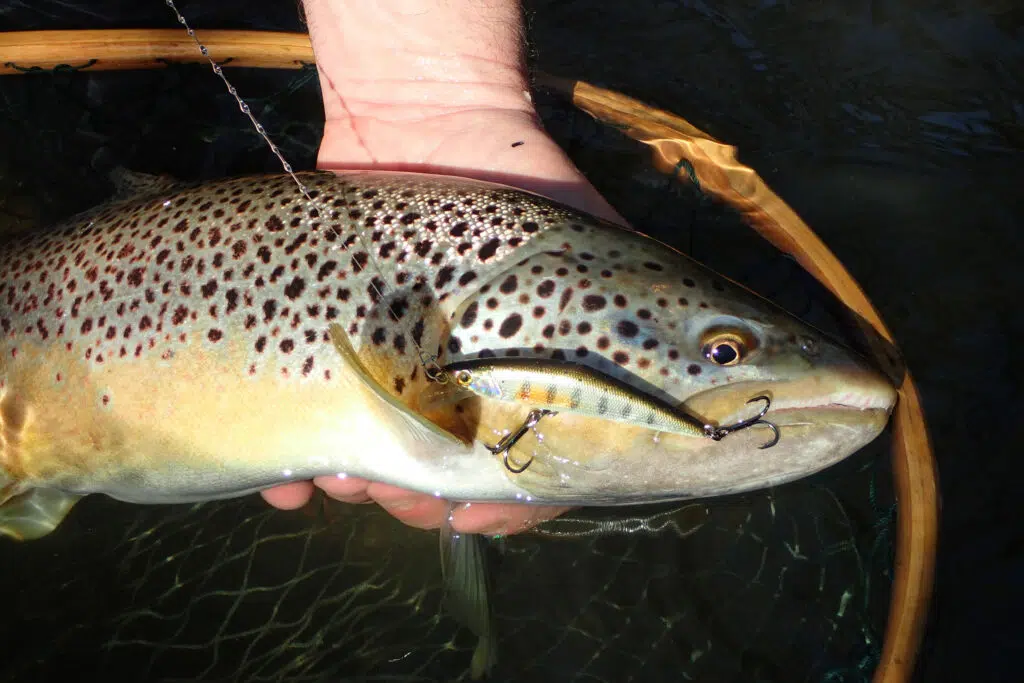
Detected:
left=108, top=167, right=188, bottom=203
left=327, top=324, right=469, bottom=449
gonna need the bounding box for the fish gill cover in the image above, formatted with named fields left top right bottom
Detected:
left=0, top=0, right=915, bottom=681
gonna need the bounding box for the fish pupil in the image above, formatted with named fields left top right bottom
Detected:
left=710, top=343, right=738, bottom=365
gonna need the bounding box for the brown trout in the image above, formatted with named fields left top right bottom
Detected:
left=0, top=170, right=897, bottom=540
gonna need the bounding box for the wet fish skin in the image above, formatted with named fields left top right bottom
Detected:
left=0, top=170, right=897, bottom=529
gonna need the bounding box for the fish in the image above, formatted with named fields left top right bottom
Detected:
left=0, top=169, right=898, bottom=676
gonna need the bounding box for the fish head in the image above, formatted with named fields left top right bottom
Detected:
left=443, top=225, right=898, bottom=503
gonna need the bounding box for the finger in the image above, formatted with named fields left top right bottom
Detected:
left=260, top=480, right=316, bottom=510
left=450, top=502, right=572, bottom=536
left=313, top=474, right=374, bottom=504
left=367, top=482, right=449, bottom=530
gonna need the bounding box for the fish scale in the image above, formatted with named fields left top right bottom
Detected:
left=0, top=171, right=598, bottom=407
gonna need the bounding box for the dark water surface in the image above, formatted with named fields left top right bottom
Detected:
left=0, top=2, right=1020, bottom=682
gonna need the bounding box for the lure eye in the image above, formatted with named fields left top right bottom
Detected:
left=455, top=370, right=473, bottom=386
left=701, top=332, right=749, bottom=366
left=799, top=335, right=819, bottom=357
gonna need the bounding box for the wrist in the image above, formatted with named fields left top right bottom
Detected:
left=302, top=0, right=530, bottom=121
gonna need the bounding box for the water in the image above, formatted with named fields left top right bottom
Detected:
left=1, top=1, right=1020, bottom=681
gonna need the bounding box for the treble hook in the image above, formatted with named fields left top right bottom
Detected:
left=703, top=395, right=781, bottom=450
left=485, top=408, right=557, bottom=473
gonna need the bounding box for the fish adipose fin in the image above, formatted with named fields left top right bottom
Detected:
left=327, top=324, right=470, bottom=449
left=440, top=506, right=497, bottom=679
left=0, top=488, right=82, bottom=541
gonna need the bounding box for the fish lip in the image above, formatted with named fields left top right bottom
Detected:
left=684, top=373, right=898, bottom=425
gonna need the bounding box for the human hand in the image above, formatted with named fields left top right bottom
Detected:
left=262, top=0, right=625, bottom=535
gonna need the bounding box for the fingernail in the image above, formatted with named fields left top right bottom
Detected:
left=382, top=497, right=420, bottom=513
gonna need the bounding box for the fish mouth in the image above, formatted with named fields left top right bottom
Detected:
left=682, top=367, right=898, bottom=430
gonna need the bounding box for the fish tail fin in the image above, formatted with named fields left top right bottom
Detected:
left=0, top=487, right=82, bottom=541
left=440, top=505, right=497, bottom=679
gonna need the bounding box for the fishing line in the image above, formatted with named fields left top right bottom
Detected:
left=162, top=0, right=447, bottom=381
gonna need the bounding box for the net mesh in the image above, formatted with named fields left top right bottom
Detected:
left=0, top=1, right=908, bottom=681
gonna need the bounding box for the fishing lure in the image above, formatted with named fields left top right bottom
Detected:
left=430, top=358, right=780, bottom=472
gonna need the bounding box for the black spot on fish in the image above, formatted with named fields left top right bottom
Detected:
left=582, top=294, right=606, bottom=312
left=317, top=260, right=337, bottom=281
left=499, top=274, right=518, bottom=294
left=389, top=297, right=410, bottom=320
left=435, top=265, right=456, bottom=290
left=499, top=314, right=523, bottom=338
left=617, top=320, right=639, bottom=337
left=559, top=287, right=575, bottom=312
left=477, top=238, right=501, bottom=261
left=461, top=302, right=479, bottom=328
left=687, top=364, right=702, bottom=375
left=351, top=252, right=369, bottom=272
left=262, top=299, right=277, bottom=322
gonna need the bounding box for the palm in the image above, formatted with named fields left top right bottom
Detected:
left=262, top=104, right=621, bottom=533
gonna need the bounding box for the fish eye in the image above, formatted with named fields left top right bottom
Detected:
left=699, top=329, right=753, bottom=367
left=455, top=370, right=473, bottom=386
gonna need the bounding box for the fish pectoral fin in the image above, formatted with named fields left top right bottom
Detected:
left=418, top=381, right=476, bottom=412
left=327, top=324, right=470, bottom=450
left=440, top=507, right=497, bottom=679
left=0, top=488, right=83, bottom=541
